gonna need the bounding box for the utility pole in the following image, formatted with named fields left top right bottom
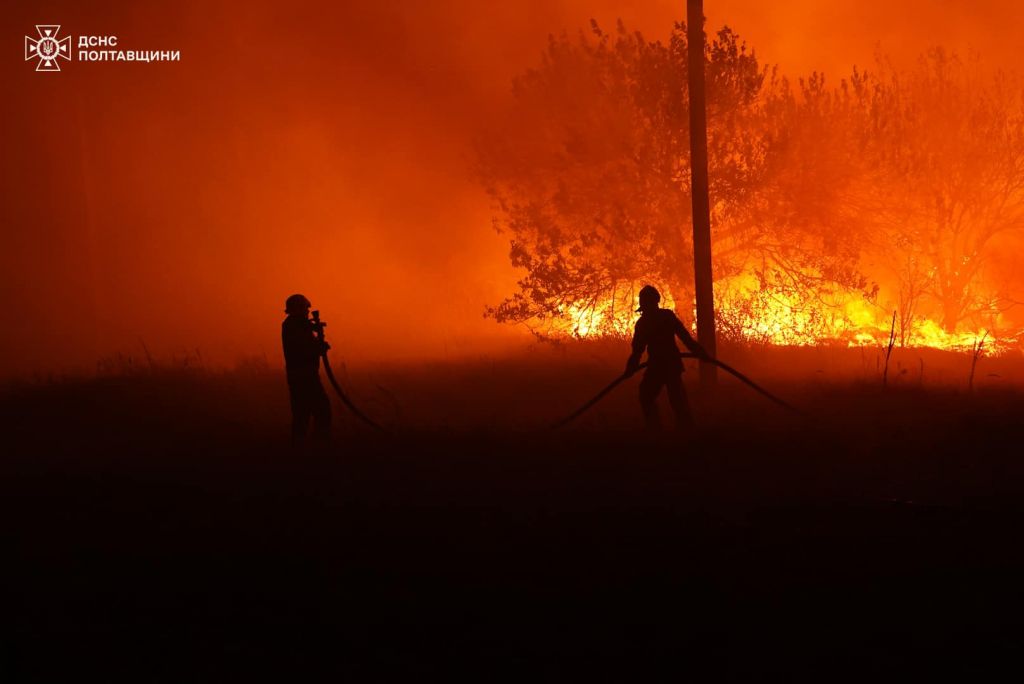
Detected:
left=686, top=0, right=718, bottom=386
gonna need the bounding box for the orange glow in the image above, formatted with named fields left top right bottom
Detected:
left=4, top=2, right=1024, bottom=378
left=544, top=275, right=1011, bottom=354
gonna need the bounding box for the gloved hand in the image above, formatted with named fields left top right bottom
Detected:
left=624, top=360, right=640, bottom=377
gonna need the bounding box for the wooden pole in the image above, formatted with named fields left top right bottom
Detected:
left=686, top=0, right=718, bottom=387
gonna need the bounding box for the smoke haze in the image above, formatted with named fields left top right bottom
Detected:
left=2, top=1, right=1022, bottom=377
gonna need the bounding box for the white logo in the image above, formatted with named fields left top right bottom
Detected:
left=25, top=25, right=71, bottom=72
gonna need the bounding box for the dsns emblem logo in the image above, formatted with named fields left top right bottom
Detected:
left=25, top=25, right=71, bottom=71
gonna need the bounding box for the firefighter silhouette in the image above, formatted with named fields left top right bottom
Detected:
left=625, top=285, right=709, bottom=430
left=281, top=294, right=331, bottom=444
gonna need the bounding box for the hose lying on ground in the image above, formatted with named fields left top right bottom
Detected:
left=548, top=353, right=802, bottom=430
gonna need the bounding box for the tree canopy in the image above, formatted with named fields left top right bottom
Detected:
left=476, top=19, right=1024, bottom=344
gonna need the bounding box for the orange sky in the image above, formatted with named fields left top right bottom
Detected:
left=3, top=1, right=1023, bottom=378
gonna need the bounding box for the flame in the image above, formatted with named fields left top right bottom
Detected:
left=547, top=274, right=1016, bottom=354
left=552, top=287, right=677, bottom=338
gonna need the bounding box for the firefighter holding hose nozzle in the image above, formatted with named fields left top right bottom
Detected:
left=282, top=293, right=332, bottom=445
left=625, top=285, right=710, bottom=431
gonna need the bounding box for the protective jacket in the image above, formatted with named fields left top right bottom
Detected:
left=627, top=308, right=701, bottom=373
left=281, top=315, right=323, bottom=379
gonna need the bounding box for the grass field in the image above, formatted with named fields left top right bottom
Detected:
left=5, top=343, right=1024, bottom=680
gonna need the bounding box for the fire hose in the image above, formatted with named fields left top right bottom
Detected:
left=309, top=311, right=798, bottom=433
left=312, top=310, right=388, bottom=432
left=548, top=353, right=802, bottom=430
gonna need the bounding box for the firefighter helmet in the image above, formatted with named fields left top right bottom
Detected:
left=284, top=293, right=311, bottom=315
left=636, top=285, right=661, bottom=312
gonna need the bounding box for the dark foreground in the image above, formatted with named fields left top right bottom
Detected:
left=4, top=358, right=1024, bottom=681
